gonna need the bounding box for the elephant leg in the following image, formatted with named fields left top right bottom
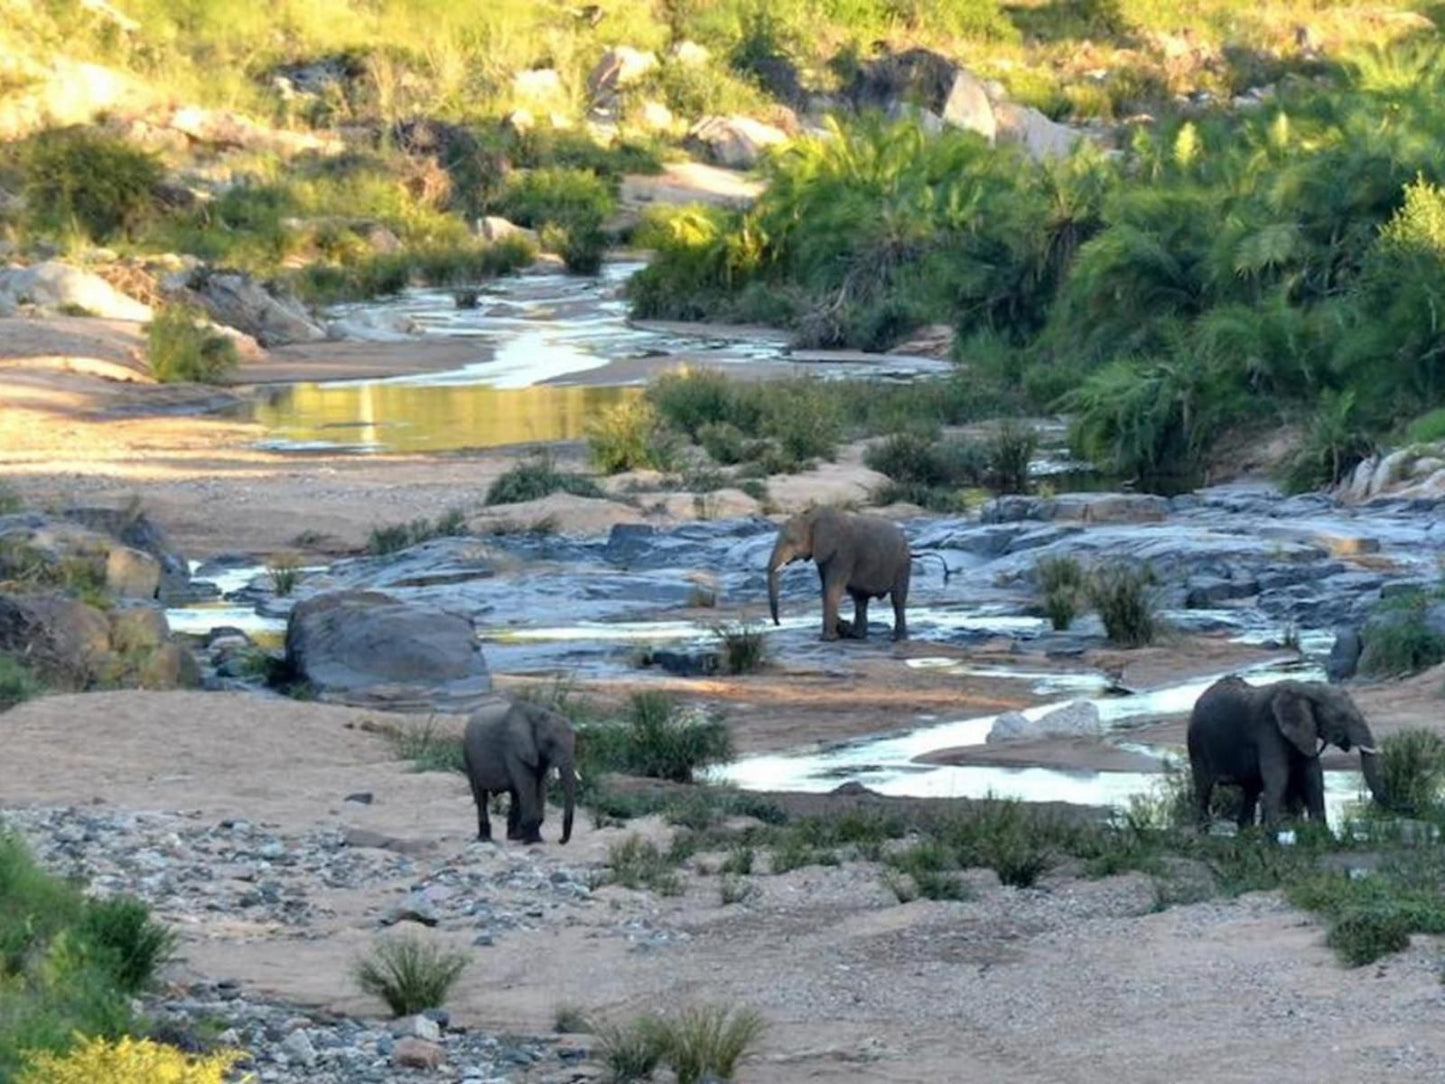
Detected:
left=850, top=590, right=870, bottom=640
left=505, top=787, right=523, bottom=840
left=1260, top=771, right=1287, bottom=831
left=891, top=566, right=910, bottom=641
left=535, top=773, right=549, bottom=830
left=1300, top=758, right=1327, bottom=822
left=475, top=789, right=493, bottom=841
left=511, top=759, right=545, bottom=844
left=1237, top=784, right=1260, bottom=830
left=819, top=566, right=846, bottom=642
left=1192, top=771, right=1216, bottom=831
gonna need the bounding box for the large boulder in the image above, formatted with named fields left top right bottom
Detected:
left=986, top=700, right=1102, bottom=744
left=164, top=269, right=324, bottom=347
left=512, top=68, right=568, bottom=111
left=62, top=506, right=190, bottom=601
left=982, top=493, right=1169, bottom=525
left=105, top=546, right=161, bottom=599
left=0, top=260, right=153, bottom=321
left=284, top=590, right=493, bottom=712
left=1326, top=625, right=1363, bottom=683
left=994, top=102, right=1087, bottom=161
left=587, top=46, right=659, bottom=101
left=137, top=642, right=201, bottom=689
left=846, top=49, right=996, bottom=142
left=685, top=116, right=789, bottom=169
left=0, top=593, right=112, bottom=688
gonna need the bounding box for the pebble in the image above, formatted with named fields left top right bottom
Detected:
left=393, top=1038, right=445, bottom=1070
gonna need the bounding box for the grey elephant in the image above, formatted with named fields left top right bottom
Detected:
left=1186, top=675, right=1387, bottom=830
left=767, top=506, right=911, bottom=642
left=462, top=699, right=577, bottom=845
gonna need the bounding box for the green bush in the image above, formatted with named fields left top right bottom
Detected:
left=1281, top=391, right=1377, bottom=494
left=659, top=1005, right=767, bottom=1084
left=0, top=655, right=37, bottom=710
left=1378, top=729, right=1445, bottom=816
left=579, top=692, right=733, bottom=784
left=496, top=168, right=615, bottom=274
left=353, top=935, right=467, bottom=1016
left=1359, top=594, right=1445, bottom=678
left=1405, top=407, right=1445, bottom=444
left=266, top=552, right=301, bottom=597
left=604, top=836, right=683, bottom=896
left=1087, top=564, right=1160, bottom=647
left=145, top=306, right=239, bottom=385
left=1036, top=555, right=1085, bottom=630
left=485, top=455, right=604, bottom=506
left=697, top=421, right=748, bottom=465
left=19, top=128, right=161, bottom=241
left=366, top=508, right=470, bottom=555
left=587, top=399, right=681, bottom=473
left=1326, top=907, right=1413, bottom=967
left=647, top=369, right=751, bottom=438
left=596, top=1014, right=670, bottom=1082
left=985, top=420, right=1037, bottom=495
left=73, top=896, right=176, bottom=995
left=713, top=622, right=767, bottom=674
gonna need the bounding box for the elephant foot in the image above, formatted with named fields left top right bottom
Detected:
left=520, top=832, right=544, bottom=845
left=892, top=630, right=908, bottom=642
left=476, top=826, right=492, bottom=842
left=506, top=827, right=525, bottom=841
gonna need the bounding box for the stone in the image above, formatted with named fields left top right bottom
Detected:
left=1326, top=626, right=1363, bottom=683
left=136, top=642, right=201, bottom=690
left=393, top=1038, right=444, bottom=1070
left=993, top=101, right=1088, bottom=160
left=108, top=606, right=169, bottom=653
left=513, top=68, right=567, bottom=110
left=669, top=41, right=711, bottom=67
left=164, top=269, right=325, bottom=347
left=62, top=507, right=190, bottom=600
left=367, top=225, right=403, bottom=253
left=587, top=46, right=659, bottom=99
left=163, top=105, right=339, bottom=156
left=502, top=107, right=535, bottom=134
left=394, top=1015, right=442, bottom=1042
left=0, top=593, right=112, bottom=685
left=885, top=323, right=955, bottom=359
left=685, top=115, right=789, bottom=169
left=477, top=216, right=539, bottom=246
left=344, top=791, right=374, bottom=805
left=384, top=891, right=441, bottom=927
left=280, top=1028, right=318, bottom=1068
left=105, top=545, right=161, bottom=599
left=637, top=100, right=675, bottom=132
left=846, top=48, right=994, bottom=140
left=939, top=67, right=996, bottom=141
left=0, top=260, right=152, bottom=321
left=987, top=700, right=1102, bottom=744
left=284, top=590, right=493, bottom=712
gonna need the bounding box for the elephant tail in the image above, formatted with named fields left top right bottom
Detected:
left=911, top=551, right=956, bottom=583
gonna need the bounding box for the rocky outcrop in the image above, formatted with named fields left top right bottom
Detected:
left=587, top=47, right=658, bottom=101
left=163, top=269, right=325, bottom=347
left=987, top=700, right=1102, bottom=743
left=1336, top=445, right=1445, bottom=503
left=994, top=102, right=1087, bottom=160
left=61, top=506, right=191, bottom=601
left=982, top=493, right=1169, bottom=525
left=476, top=216, right=538, bottom=246
left=685, top=116, right=789, bottom=169
left=0, top=261, right=153, bottom=321
left=284, top=591, right=493, bottom=712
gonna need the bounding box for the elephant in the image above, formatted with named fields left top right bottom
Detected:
left=767, top=506, right=911, bottom=642
left=462, top=699, right=577, bottom=845
left=1186, top=675, right=1387, bottom=831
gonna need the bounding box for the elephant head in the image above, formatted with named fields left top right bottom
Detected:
left=1271, top=682, right=1387, bottom=807
left=526, top=706, right=577, bottom=844
left=767, top=507, right=842, bottom=625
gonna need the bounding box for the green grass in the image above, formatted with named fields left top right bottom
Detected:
left=485, top=454, right=604, bottom=506
left=596, top=1014, right=670, bottom=1083
left=353, top=935, right=467, bottom=1016
left=1359, top=592, right=1445, bottom=678
left=578, top=692, right=734, bottom=786
left=145, top=305, right=240, bottom=385
left=266, top=552, right=302, bottom=597
left=0, top=655, right=38, bottom=710
left=1378, top=730, right=1445, bottom=817
left=658, top=1004, right=767, bottom=1084
left=385, top=717, right=466, bottom=773
left=586, top=399, right=682, bottom=474
left=366, top=507, right=469, bottom=555
left=1036, top=555, right=1085, bottom=630
left=712, top=622, right=767, bottom=675
left=604, top=835, right=684, bottom=896
left=15, top=128, right=161, bottom=242
left=1087, top=563, right=1161, bottom=647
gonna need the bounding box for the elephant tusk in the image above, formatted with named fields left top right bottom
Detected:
left=1356, top=745, right=1379, bottom=755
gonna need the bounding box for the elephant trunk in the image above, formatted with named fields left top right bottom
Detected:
left=1349, top=720, right=1388, bottom=808
left=767, top=537, right=793, bottom=626
left=558, top=756, right=576, bottom=844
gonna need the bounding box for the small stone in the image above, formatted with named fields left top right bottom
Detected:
left=393, top=1015, right=441, bottom=1042
left=422, top=1008, right=451, bottom=1031
left=384, top=892, right=441, bottom=927
left=280, top=1029, right=318, bottom=1068
left=392, top=1038, right=444, bottom=1070
left=473, top=931, right=494, bottom=947
left=344, top=792, right=374, bottom=805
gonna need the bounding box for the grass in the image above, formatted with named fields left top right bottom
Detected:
left=1087, top=563, right=1161, bottom=647
left=496, top=167, right=614, bottom=275
left=587, top=399, right=682, bottom=474
left=16, top=128, right=161, bottom=242
left=554, top=1004, right=592, bottom=1034
left=0, top=654, right=38, bottom=710
left=1035, top=555, right=1085, bottom=631
left=604, top=835, right=684, bottom=896
left=1359, top=592, right=1445, bottom=678
left=712, top=622, right=767, bottom=675
left=485, top=454, right=604, bottom=506
left=0, top=832, right=175, bottom=1075
left=366, top=507, right=469, bottom=555
left=353, top=935, right=468, bottom=1016
left=596, top=1015, right=670, bottom=1083
left=145, top=305, right=240, bottom=385
left=386, top=717, right=465, bottom=773
left=578, top=692, right=734, bottom=785
left=660, top=1005, right=767, bottom=1084
left=1378, top=730, right=1445, bottom=817
left=266, top=552, right=302, bottom=597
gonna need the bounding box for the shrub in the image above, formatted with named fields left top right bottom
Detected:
left=1281, top=391, right=1377, bottom=494
left=17, top=1036, right=241, bottom=1084
left=864, top=432, right=947, bottom=487
left=74, top=895, right=177, bottom=995
left=873, top=480, right=969, bottom=513
left=659, top=1005, right=767, bottom=1084
left=587, top=399, right=681, bottom=473
left=713, top=623, right=767, bottom=674
left=1359, top=595, right=1445, bottom=678
left=145, top=306, right=240, bottom=384
left=604, top=836, right=683, bottom=896
left=984, top=420, right=1037, bottom=494
left=580, top=692, right=734, bottom=784
left=647, top=369, right=755, bottom=439
left=20, top=128, right=161, bottom=241
left=596, top=1014, right=670, bottom=1082
left=554, top=1004, right=592, bottom=1034
left=386, top=718, right=465, bottom=773
left=1087, top=564, right=1160, bottom=647
left=1036, top=555, right=1085, bottom=630
left=1378, top=729, right=1445, bottom=815
left=497, top=168, right=614, bottom=274
left=266, top=552, right=301, bottom=597
left=0, top=654, right=37, bottom=709
left=697, top=421, right=748, bottom=465
left=353, top=935, right=468, bottom=1016
left=485, top=454, right=604, bottom=505
left=365, top=509, right=470, bottom=555
left=1326, top=908, right=1412, bottom=967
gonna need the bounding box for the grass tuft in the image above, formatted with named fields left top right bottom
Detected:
left=1086, top=563, right=1161, bottom=647
left=712, top=622, right=767, bottom=675
left=579, top=692, right=734, bottom=785
left=146, top=306, right=239, bottom=385
left=353, top=935, right=467, bottom=1016
left=1379, top=729, right=1445, bottom=816
left=485, top=454, right=604, bottom=506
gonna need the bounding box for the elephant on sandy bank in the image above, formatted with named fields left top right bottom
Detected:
left=767, top=506, right=910, bottom=642
left=463, top=699, right=577, bottom=844
left=1187, top=676, right=1387, bottom=830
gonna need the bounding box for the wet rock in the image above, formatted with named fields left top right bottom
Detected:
left=646, top=649, right=721, bottom=677
left=987, top=700, right=1101, bottom=744
left=322, top=537, right=497, bottom=591
left=685, top=115, right=789, bottom=169
left=394, top=1038, right=445, bottom=1070
left=284, top=590, right=492, bottom=713
left=105, top=545, right=161, bottom=599
left=0, top=260, right=152, bottom=320
left=981, top=493, right=1168, bottom=524
left=1327, top=626, right=1363, bottom=683
left=1184, top=575, right=1259, bottom=608
left=164, top=268, right=325, bottom=347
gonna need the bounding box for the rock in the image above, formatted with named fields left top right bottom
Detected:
left=280, top=1028, right=318, bottom=1068
left=164, top=269, right=324, bottom=347
left=939, top=67, right=997, bottom=140
left=1326, top=626, right=1363, bottom=683
left=987, top=700, right=1102, bottom=744
left=344, top=791, right=374, bottom=805
left=163, top=105, right=339, bottom=156
left=513, top=68, right=567, bottom=110
left=0, top=260, right=152, bottom=321
left=109, top=607, right=169, bottom=653
left=367, top=225, right=403, bottom=253
left=477, top=216, right=539, bottom=246
left=647, top=649, right=721, bottom=677
left=846, top=49, right=995, bottom=142
left=138, top=643, right=201, bottom=690
left=685, top=115, right=789, bottom=169
left=1184, top=575, right=1259, bottom=608
left=62, top=507, right=190, bottom=600
left=284, top=591, right=493, bottom=712
left=885, top=324, right=955, bottom=359
left=668, top=41, right=710, bottom=67
left=637, top=100, right=675, bottom=132
left=502, top=107, right=535, bottom=134
left=587, top=46, right=658, bottom=100
left=105, top=545, right=161, bottom=599
left=885, top=101, right=945, bottom=135
left=393, top=1038, right=444, bottom=1070
left=326, top=308, right=421, bottom=342
left=395, top=1015, right=442, bottom=1042
left=993, top=102, right=1088, bottom=160
left=0, top=593, right=112, bottom=686
left=981, top=493, right=1168, bottom=525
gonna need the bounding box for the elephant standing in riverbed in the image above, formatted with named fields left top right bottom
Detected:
left=1186, top=676, right=1388, bottom=830
left=767, top=506, right=911, bottom=642
left=462, top=699, right=577, bottom=844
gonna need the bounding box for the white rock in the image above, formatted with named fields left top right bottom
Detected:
left=0, top=260, right=152, bottom=321
left=637, top=100, right=675, bottom=132
left=512, top=68, right=567, bottom=109
left=685, top=115, right=789, bottom=169
left=986, top=700, right=1102, bottom=744
left=993, top=102, right=1088, bottom=161
left=587, top=46, right=658, bottom=99
left=280, top=1029, right=318, bottom=1067
left=476, top=216, right=538, bottom=246
left=668, top=41, right=710, bottom=67
left=940, top=68, right=996, bottom=142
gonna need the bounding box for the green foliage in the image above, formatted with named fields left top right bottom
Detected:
left=587, top=399, right=682, bottom=474
left=366, top=507, right=469, bottom=554
left=0, top=654, right=38, bottom=710
left=73, top=896, right=177, bottom=996
left=554, top=1004, right=592, bottom=1034
left=697, top=421, right=748, bottom=466
left=1281, top=391, right=1376, bottom=493
left=1378, top=730, right=1445, bottom=817
left=1035, top=555, right=1086, bottom=631
left=1326, top=908, right=1413, bottom=967
left=266, top=552, right=302, bottom=597
left=353, top=935, right=467, bottom=1016
left=145, top=306, right=239, bottom=385
left=1359, top=592, right=1445, bottom=678
left=18, top=128, right=161, bottom=241
left=579, top=692, right=734, bottom=785
left=604, top=836, right=684, bottom=896
left=289, top=237, right=535, bottom=304
left=657, top=1004, right=767, bottom=1084
left=1405, top=408, right=1445, bottom=444
left=485, top=454, right=604, bottom=506
left=596, top=1014, right=670, bottom=1082
left=1087, top=563, right=1161, bottom=647
left=497, top=168, right=615, bottom=274
left=386, top=717, right=465, bottom=773
left=985, top=420, right=1037, bottom=495
left=18, top=1036, right=242, bottom=1084
left=713, top=622, right=767, bottom=675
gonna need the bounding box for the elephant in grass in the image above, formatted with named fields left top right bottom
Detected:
left=767, top=506, right=911, bottom=642
left=463, top=699, right=577, bottom=845
left=1186, top=676, right=1388, bottom=831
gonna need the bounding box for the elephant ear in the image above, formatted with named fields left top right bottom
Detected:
left=1272, top=687, right=1321, bottom=758
left=508, top=706, right=541, bottom=768
left=810, top=508, right=842, bottom=565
